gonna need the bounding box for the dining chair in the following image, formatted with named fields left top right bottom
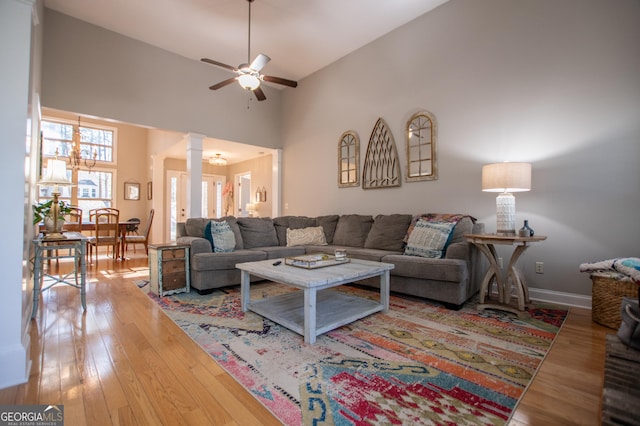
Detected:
left=87, top=209, right=120, bottom=265
left=126, top=209, right=154, bottom=255
left=49, top=206, right=84, bottom=269
left=63, top=206, right=83, bottom=232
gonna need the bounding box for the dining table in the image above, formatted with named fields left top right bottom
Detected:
left=40, top=220, right=139, bottom=261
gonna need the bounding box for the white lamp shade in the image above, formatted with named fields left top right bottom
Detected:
left=39, top=158, right=73, bottom=186
left=482, top=162, right=531, bottom=193
left=238, top=74, right=260, bottom=90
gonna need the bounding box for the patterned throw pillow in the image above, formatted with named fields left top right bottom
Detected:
left=286, top=226, right=327, bottom=247
left=210, top=220, right=236, bottom=253
left=404, top=220, right=456, bottom=258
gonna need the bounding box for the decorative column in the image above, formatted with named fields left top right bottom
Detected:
left=185, top=133, right=205, bottom=218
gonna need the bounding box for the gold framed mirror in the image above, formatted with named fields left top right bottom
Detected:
left=406, top=111, right=437, bottom=182
left=338, top=131, right=359, bottom=187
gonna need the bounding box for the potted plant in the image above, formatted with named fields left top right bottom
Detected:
left=33, top=199, right=72, bottom=233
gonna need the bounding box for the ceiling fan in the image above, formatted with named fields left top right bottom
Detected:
left=201, top=0, right=298, bottom=101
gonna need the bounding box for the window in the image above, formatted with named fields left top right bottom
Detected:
left=40, top=118, right=117, bottom=220
left=77, top=169, right=114, bottom=219
left=41, top=119, right=114, bottom=164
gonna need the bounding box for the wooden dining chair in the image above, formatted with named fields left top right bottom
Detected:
left=49, top=206, right=83, bottom=269
left=87, top=209, right=120, bottom=265
left=63, top=206, right=83, bottom=232
left=126, top=209, right=154, bottom=255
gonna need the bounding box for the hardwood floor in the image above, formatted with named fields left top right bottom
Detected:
left=0, top=250, right=609, bottom=425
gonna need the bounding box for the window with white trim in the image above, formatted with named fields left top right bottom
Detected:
left=40, top=118, right=117, bottom=220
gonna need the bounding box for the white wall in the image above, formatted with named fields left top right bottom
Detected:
left=281, top=0, right=640, bottom=298
left=0, top=0, right=40, bottom=389
left=41, top=9, right=283, bottom=150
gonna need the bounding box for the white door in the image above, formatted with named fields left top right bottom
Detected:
left=167, top=171, right=225, bottom=241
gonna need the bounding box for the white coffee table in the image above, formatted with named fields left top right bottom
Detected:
left=236, top=258, right=394, bottom=344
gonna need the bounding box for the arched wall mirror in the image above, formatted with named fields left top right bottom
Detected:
left=338, top=130, right=359, bottom=187
left=406, top=111, right=437, bottom=182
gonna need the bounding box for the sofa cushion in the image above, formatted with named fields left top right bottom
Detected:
left=191, top=249, right=266, bottom=271
left=332, top=214, right=373, bottom=247
left=185, top=218, right=210, bottom=238
left=364, top=214, right=412, bottom=251
left=287, top=226, right=327, bottom=247
left=404, top=219, right=456, bottom=258
left=316, top=215, right=339, bottom=244
left=289, top=216, right=317, bottom=229
left=237, top=217, right=279, bottom=249
left=209, top=220, right=236, bottom=252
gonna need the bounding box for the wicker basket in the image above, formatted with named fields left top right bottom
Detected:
left=591, top=273, right=638, bottom=329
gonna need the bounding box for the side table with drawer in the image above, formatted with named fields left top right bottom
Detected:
left=148, top=243, right=190, bottom=296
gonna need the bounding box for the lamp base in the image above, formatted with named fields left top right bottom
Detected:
left=496, top=192, right=516, bottom=234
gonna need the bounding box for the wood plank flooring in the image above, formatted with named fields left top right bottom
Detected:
left=0, top=250, right=610, bottom=425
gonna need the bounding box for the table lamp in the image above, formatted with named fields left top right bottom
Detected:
left=482, top=162, right=531, bottom=235
left=38, top=157, right=74, bottom=240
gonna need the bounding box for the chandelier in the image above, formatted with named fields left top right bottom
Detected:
left=209, top=153, right=227, bottom=166
left=69, top=116, right=97, bottom=171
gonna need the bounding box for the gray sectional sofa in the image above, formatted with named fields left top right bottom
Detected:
left=176, top=213, right=485, bottom=309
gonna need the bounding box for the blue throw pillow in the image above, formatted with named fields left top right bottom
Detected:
left=204, top=220, right=214, bottom=249
left=209, top=220, right=236, bottom=253
left=404, top=220, right=456, bottom=258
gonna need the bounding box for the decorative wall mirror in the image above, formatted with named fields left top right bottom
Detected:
left=338, top=131, right=359, bottom=187
left=406, top=111, right=437, bottom=182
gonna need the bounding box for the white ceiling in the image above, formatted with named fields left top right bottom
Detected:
left=43, top=0, right=449, bottom=162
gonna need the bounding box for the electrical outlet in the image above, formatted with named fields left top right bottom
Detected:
left=535, top=262, right=544, bottom=274
left=284, top=202, right=289, bottom=210
left=498, top=257, right=503, bottom=268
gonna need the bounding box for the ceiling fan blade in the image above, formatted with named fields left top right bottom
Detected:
left=253, top=86, right=267, bottom=101
left=262, top=75, right=298, bottom=88
left=201, top=58, right=238, bottom=72
left=209, top=77, right=238, bottom=90
left=250, top=54, right=271, bottom=72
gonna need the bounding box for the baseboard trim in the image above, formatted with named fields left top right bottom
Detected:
left=528, top=287, right=592, bottom=309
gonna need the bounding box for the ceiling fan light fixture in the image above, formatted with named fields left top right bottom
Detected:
left=209, top=154, right=227, bottom=166
left=238, top=74, right=261, bottom=90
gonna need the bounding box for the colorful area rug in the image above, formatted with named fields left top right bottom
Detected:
left=141, top=282, right=567, bottom=425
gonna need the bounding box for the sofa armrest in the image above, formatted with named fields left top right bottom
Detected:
left=176, top=236, right=212, bottom=255
left=444, top=241, right=469, bottom=260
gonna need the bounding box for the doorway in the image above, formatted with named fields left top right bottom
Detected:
left=166, top=171, right=225, bottom=241
left=236, top=172, right=251, bottom=217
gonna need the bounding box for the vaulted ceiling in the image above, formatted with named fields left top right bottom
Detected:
left=44, top=0, right=448, bottom=83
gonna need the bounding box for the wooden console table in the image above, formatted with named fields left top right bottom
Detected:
left=465, top=233, right=546, bottom=317
left=31, top=232, right=87, bottom=319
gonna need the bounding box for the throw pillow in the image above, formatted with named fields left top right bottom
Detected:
left=209, top=220, right=236, bottom=253
left=286, top=226, right=327, bottom=247
left=204, top=220, right=214, bottom=248
left=404, top=219, right=456, bottom=258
